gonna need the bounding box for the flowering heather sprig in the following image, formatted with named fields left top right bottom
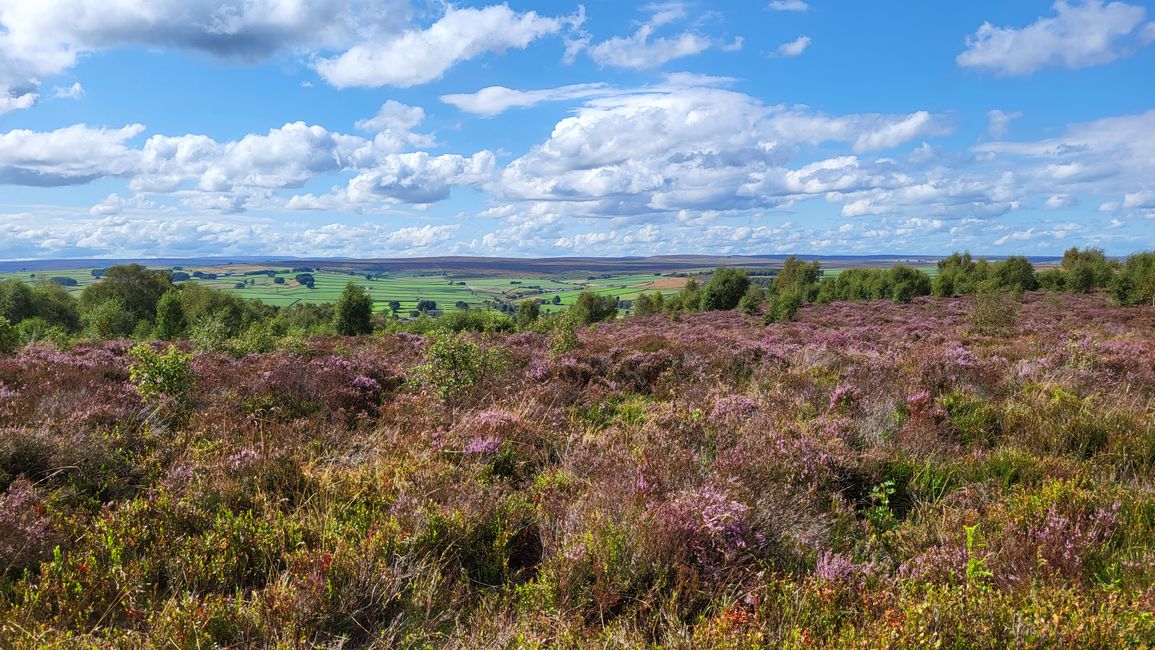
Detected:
left=709, top=395, right=759, bottom=423
left=815, top=550, right=874, bottom=585
left=164, top=461, right=196, bottom=487
left=655, top=485, right=753, bottom=568
left=227, top=447, right=261, bottom=471
left=0, top=479, right=58, bottom=572
left=473, top=409, right=518, bottom=429
left=827, top=385, right=857, bottom=413
left=351, top=375, right=382, bottom=392
left=527, top=359, right=551, bottom=382
left=898, top=544, right=969, bottom=583
left=906, top=389, right=946, bottom=422
left=464, top=436, right=502, bottom=456
left=1015, top=501, right=1122, bottom=583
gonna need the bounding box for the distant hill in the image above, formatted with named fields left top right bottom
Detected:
left=0, top=253, right=1063, bottom=275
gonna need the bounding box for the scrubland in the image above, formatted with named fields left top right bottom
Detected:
left=1, top=292, right=1154, bottom=648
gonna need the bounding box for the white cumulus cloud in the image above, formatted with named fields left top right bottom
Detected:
left=958, top=1, right=1155, bottom=76
left=583, top=4, right=716, bottom=70
left=314, top=5, right=577, bottom=88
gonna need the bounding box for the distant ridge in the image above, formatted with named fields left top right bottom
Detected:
left=0, top=253, right=1064, bottom=275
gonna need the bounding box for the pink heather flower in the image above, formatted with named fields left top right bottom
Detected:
left=227, top=447, right=261, bottom=471
left=906, top=390, right=933, bottom=412
left=351, top=375, right=381, bottom=392
left=815, top=550, right=864, bottom=584
left=828, top=385, right=856, bottom=412
left=0, top=479, right=57, bottom=569
left=563, top=544, right=587, bottom=562
left=473, top=409, right=517, bottom=429
left=464, top=436, right=502, bottom=455
left=710, top=395, right=759, bottom=422
left=528, top=360, right=551, bottom=381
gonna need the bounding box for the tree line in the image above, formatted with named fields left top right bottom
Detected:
left=1, top=248, right=1152, bottom=351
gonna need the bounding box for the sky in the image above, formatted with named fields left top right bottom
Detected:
left=0, top=1, right=1154, bottom=260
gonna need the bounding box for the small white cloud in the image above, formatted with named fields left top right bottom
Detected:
left=768, top=0, right=809, bottom=11
left=585, top=4, right=716, bottom=69
left=355, top=100, right=425, bottom=133
left=441, top=83, right=613, bottom=117
left=722, top=37, right=744, bottom=52
left=53, top=82, right=85, bottom=99
left=90, top=193, right=125, bottom=215
left=588, top=25, right=711, bottom=69
left=958, top=1, right=1154, bottom=76
left=986, top=109, right=1022, bottom=138
left=771, top=36, right=811, bottom=58
left=0, top=88, right=38, bottom=114
left=1045, top=194, right=1074, bottom=209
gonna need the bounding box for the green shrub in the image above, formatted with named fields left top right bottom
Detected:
left=764, top=290, right=803, bottom=323
left=515, top=299, right=541, bottom=329
left=633, top=291, right=665, bottom=316
left=333, top=283, right=374, bottom=336
left=129, top=343, right=195, bottom=402
left=665, top=278, right=703, bottom=312
left=0, top=316, right=19, bottom=353
left=16, top=317, right=69, bottom=347
left=549, top=317, right=581, bottom=357
left=737, top=285, right=765, bottom=315
left=1036, top=268, right=1067, bottom=291
left=414, top=331, right=503, bottom=400
left=83, top=297, right=136, bottom=339
left=966, top=287, right=1019, bottom=336
left=1110, top=251, right=1155, bottom=306
left=154, top=289, right=187, bottom=340
left=991, top=256, right=1038, bottom=293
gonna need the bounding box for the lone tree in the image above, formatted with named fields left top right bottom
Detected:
left=333, top=283, right=374, bottom=336
left=702, top=267, right=751, bottom=311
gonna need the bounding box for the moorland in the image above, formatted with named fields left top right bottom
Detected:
left=0, top=247, right=1154, bottom=647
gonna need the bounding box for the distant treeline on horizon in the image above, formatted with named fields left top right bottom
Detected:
left=0, top=247, right=1152, bottom=355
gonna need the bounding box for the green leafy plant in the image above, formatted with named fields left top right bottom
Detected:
left=414, top=331, right=504, bottom=400
left=865, top=480, right=897, bottom=534
left=0, top=316, right=18, bottom=353
left=964, top=523, right=993, bottom=586
left=129, top=343, right=195, bottom=402
left=549, top=317, right=580, bottom=357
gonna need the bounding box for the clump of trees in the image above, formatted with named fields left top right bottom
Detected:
left=701, top=267, right=750, bottom=311
left=815, top=266, right=932, bottom=305
left=1111, top=251, right=1155, bottom=306
left=569, top=292, right=618, bottom=325
left=0, top=247, right=1151, bottom=352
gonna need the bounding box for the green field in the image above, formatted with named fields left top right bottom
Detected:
left=1, top=262, right=942, bottom=315
left=0, top=265, right=692, bottom=315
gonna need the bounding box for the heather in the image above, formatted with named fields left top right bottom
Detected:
left=1, top=293, right=1154, bottom=647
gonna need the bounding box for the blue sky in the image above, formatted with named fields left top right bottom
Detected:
left=0, top=1, right=1153, bottom=260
